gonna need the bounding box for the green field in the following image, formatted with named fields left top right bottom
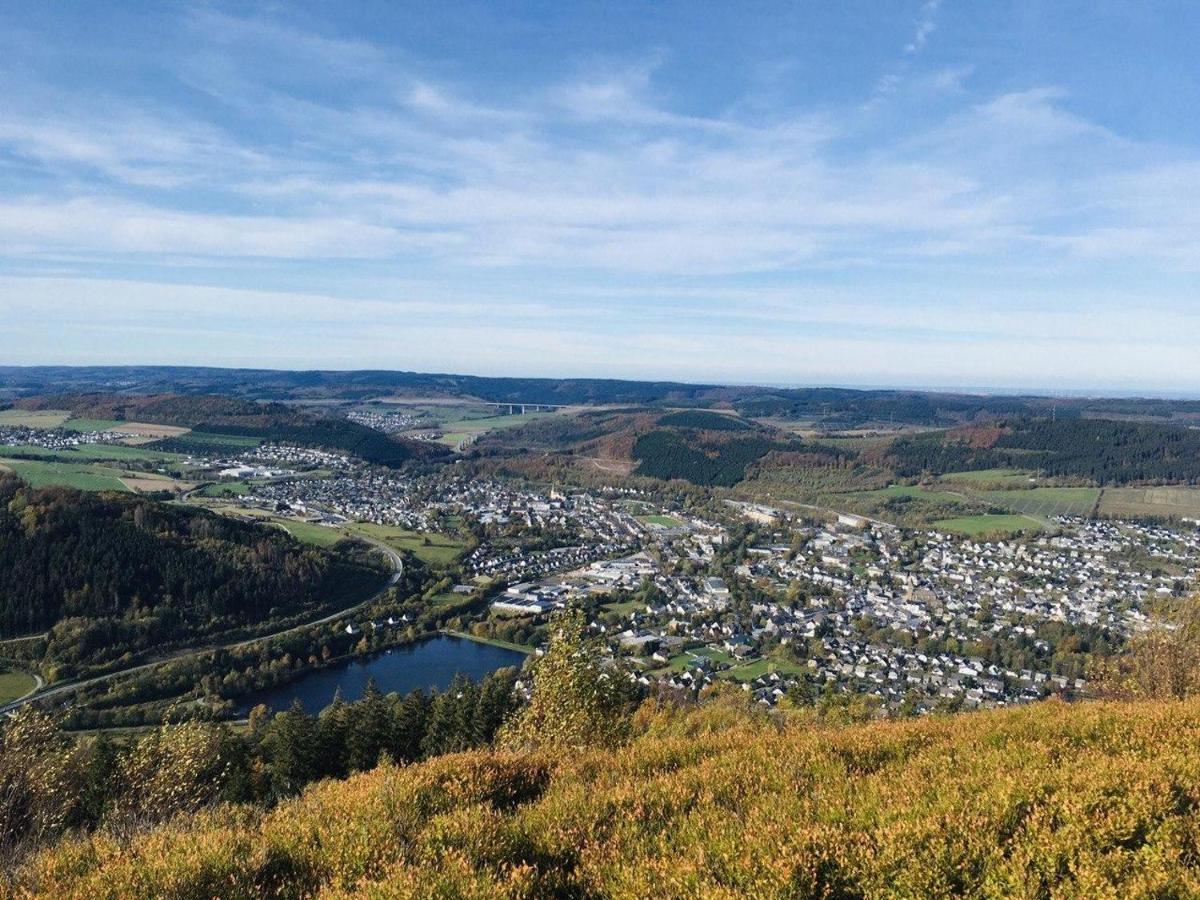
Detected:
left=0, top=442, right=186, bottom=463
left=602, top=598, right=644, bottom=616
left=637, top=514, right=684, bottom=528
left=197, top=504, right=465, bottom=565
left=0, top=668, right=37, bottom=704
left=62, top=417, right=125, bottom=432
left=932, top=514, right=1044, bottom=536
left=0, top=409, right=70, bottom=427
left=433, top=412, right=558, bottom=447
left=274, top=518, right=346, bottom=548
left=722, top=657, right=808, bottom=683
left=345, top=522, right=465, bottom=567
left=197, top=481, right=253, bottom=498
left=879, top=484, right=971, bottom=503
left=0, top=458, right=131, bottom=492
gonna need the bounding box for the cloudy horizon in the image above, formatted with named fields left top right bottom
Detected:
left=2, top=2, right=1198, bottom=394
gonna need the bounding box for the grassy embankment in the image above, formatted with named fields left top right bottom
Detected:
left=15, top=696, right=1200, bottom=897
left=0, top=667, right=37, bottom=704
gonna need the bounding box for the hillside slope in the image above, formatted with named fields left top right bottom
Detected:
left=0, top=476, right=385, bottom=670
left=14, top=697, right=1200, bottom=898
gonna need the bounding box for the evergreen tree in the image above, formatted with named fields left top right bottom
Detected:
left=389, top=690, right=430, bottom=763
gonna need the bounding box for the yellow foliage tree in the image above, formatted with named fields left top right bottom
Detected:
left=1094, top=596, right=1200, bottom=700
left=498, top=608, right=631, bottom=751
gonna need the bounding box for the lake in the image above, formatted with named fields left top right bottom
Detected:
left=238, top=635, right=528, bottom=714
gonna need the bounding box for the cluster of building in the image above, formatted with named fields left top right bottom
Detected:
left=231, top=469, right=436, bottom=530
left=488, top=505, right=1197, bottom=713
left=346, top=409, right=420, bottom=434
left=0, top=425, right=135, bottom=451
left=182, top=446, right=1199, bottom=716
left=463, top=486, right=648, bottom=582
left=244, top=444, right=353, bottom=469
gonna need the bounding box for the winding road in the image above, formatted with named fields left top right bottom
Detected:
left=0, top=536, right=402, bottom=716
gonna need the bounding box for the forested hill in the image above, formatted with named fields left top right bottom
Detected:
left=889, top=418, right=1200, bottom=483
left=0, top=476, right=385, bottom=664
left=4, top=366, right=1200, bottom=427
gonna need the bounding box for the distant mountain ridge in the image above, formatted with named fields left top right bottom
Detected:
left=4, top=365, right=1200, bottom=427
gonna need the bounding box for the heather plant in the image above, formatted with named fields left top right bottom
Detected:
left=13, top=696, right=1200, bottom=898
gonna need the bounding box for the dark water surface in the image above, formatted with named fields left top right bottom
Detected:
left=238, top=635, right=527, bottom=714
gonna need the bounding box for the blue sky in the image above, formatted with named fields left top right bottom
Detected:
left=1, top=1, right=1198, bottom=393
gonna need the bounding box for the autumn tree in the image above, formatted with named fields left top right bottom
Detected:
left=1093, top=597, right=1200, bottom=700
left=499, top=608, right=632, bottom=751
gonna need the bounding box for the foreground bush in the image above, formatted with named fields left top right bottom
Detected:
left=11, top=696, right=1200, bottom=898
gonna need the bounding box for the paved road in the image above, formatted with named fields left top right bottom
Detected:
left=0, top=538, right=402, bottom=716
left=0, top=632, right=48, bottom=646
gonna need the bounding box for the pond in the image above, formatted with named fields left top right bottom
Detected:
left=237, top=635, right=528, bottom=715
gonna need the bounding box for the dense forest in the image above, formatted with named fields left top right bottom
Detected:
left=0, top=477, right=386, bottom=666
left=632, top=432, right=851, bottom=486
left=656, top=410, right=754, bottom=431
left=632, top=432, right=781, bottom=486
left=889, top=418, right=1200, bottom=483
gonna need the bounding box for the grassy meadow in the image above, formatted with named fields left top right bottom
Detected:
left=0, top=458, right=131, bottom=492
left=345, top=522, right=466, bottom=568
left=0, top=667, right=37, bottom=704
left=0, top=409, right=71, bottom=427
left=932, top=513, right=1045, bottom=536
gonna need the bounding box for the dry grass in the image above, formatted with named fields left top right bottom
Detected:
left=14, top=696, right=1200, bottom=898
left=1099, top=486, right=1200, bottom=520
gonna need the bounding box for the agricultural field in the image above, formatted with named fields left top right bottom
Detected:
left=0, top=442, right=186, bottom=463
left=193, top=503, right=466, bottom=565
left=939, top=468, right=1035, bottom=485
left=0, top=457, right=194, bottom=494
left=61, top=417, right=125, bottom=432
left=0, top=458, right=131, bottom=492
left=0, top=409, right=70, bottom=427
left=970, top=486, right=1100, bottom=519
left=1098, top=486, right=1200, bottom=520
left=932, top=514, right=1044, bottom=536
left=119, top=473, right=197, bottom=494
left=864, top=484, right=972, bottom=504
left=433, top=411, right=559, bottom=448
left=200, top=506, right=347, bottom=548
left=0, top=667, right=38, bottom=704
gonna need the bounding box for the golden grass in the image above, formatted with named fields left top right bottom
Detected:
left=13, top=697, right=1200, bottom=898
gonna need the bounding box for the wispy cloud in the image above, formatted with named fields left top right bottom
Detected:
left=1, top=4, right=1199, bottom=386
